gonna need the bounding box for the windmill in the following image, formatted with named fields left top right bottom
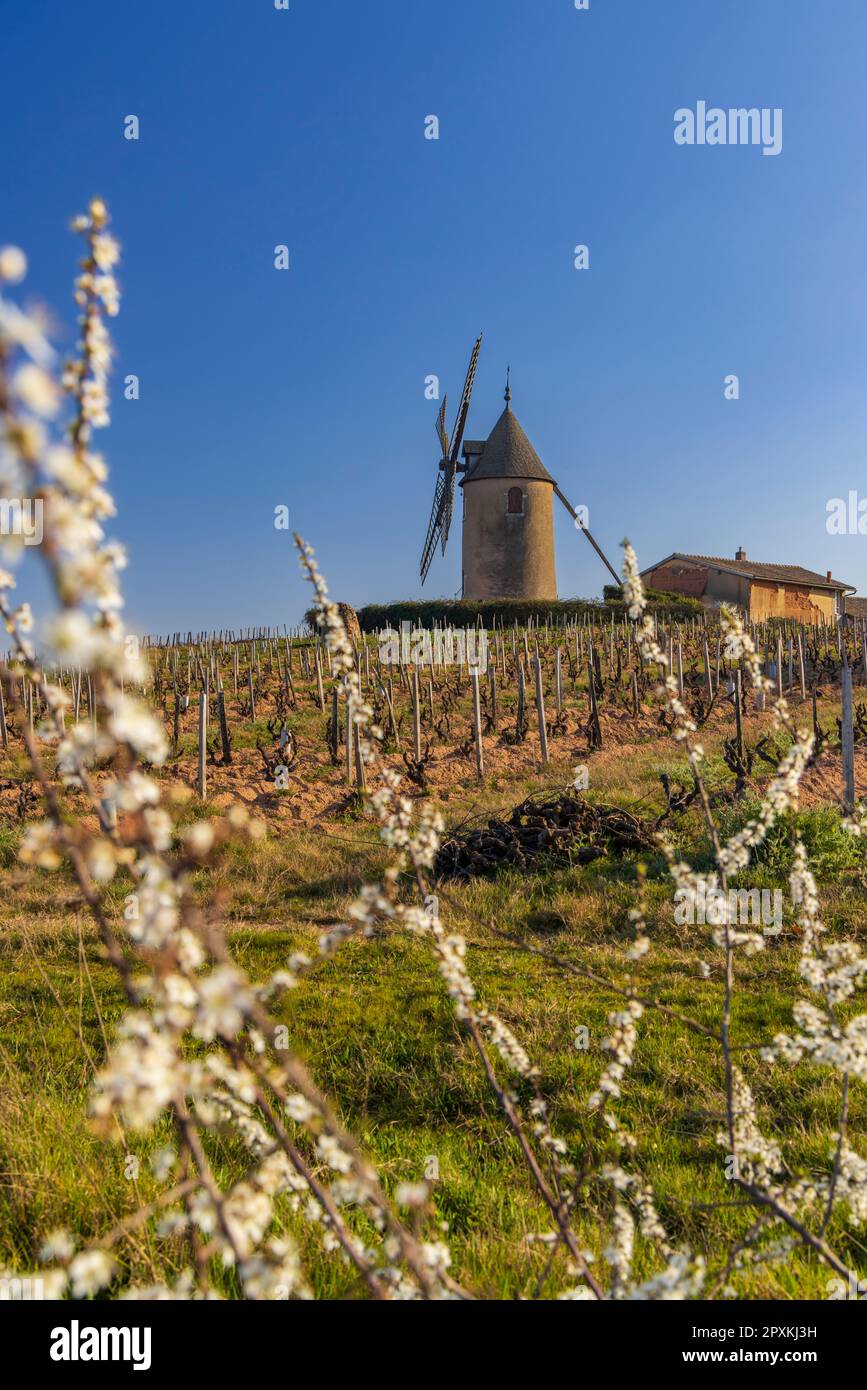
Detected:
left=419, top=335, right=621, bottom=596
left=419, top=333, right=483, bottom=584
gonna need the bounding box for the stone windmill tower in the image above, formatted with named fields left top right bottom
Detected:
left=459, top=373, right=557, bottom=600
left=419, top=337, right=618, bottom=600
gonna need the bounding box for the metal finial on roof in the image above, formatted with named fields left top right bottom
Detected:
left=504, top=365, right=511, bottom=408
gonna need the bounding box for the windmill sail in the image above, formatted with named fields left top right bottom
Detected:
left=448, top=336, right=483, bottom=469
left=420, top=471, right=448, bottom=583
left=419, top=334, right=483, bottom=582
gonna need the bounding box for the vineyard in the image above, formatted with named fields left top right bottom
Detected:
left=3, top=608, right=866, bottom=830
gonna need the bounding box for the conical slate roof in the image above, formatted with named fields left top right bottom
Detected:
left=461, top=406, right=556, bottom=485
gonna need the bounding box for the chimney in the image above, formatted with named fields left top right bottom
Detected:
left=827, top=570, right=833, bottom=582
left=735, top=547, right=746, bottom=561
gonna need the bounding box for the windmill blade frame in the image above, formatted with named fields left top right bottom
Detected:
left=419, top=472, right=447, bottom=583
left=439, top=469, right=456, bottom=555
left=440, top=333, right=483, bottom=551
left=448, top=333, right=483, bottom=469
left=419, top=334, right=484, bottom=583
left=435, top=395, right=450, bottom=460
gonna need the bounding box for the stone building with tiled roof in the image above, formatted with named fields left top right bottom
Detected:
left=641, top=548, right=854, bottom=623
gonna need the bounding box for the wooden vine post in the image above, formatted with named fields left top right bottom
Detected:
left=471, top=669, right=484, bottom=780
left=841, top=658, right=856, bottom=814
left=197, top=690, right=208, bottom=799
left=412, top=669, right=421, bottom=762
left=534, top=651, right=549, bottom=766
left=515, top=660, right=525, bottom=740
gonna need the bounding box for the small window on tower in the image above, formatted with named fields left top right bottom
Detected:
left=507, top=486, right=524, bottom=515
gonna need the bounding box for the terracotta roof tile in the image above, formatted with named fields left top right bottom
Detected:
left=643, top=553, right=853, bottom=593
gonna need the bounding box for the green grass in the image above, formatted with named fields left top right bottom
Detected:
left=1, top=669, right=865, bottom=1298
left=1, top=781, right=866, bottom=1299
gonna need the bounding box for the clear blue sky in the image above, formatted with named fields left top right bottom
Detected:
left=5, top=0, right=867, bottom=634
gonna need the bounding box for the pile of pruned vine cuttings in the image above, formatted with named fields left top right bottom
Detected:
left=435, top=792, right=657, bottom=880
